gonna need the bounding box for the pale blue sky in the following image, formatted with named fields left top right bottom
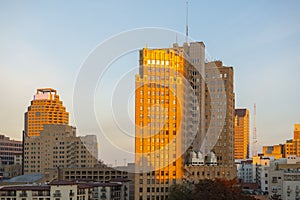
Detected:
left=0, top=1, right=300, bottom=164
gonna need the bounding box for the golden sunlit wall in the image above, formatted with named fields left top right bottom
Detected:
left=24, top=88, right=69, bottom=137
left=283, top=124, right=300, bottom=157
left=294, top=124, right=300, bottom=139
left=262, top=145, right=283, bottom=159
left=135, top=48, right=185, bottom=199
left=234, top=109, right=249, bottom=159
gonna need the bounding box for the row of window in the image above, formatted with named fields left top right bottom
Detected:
left=205, top=73, right=228, bottom=79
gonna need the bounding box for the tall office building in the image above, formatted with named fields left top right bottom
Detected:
left=23, top=124, right=98, bottom=174
left=135, top=42, right=205, bottom=200
left=234, top=108, right=250, bottom=159
left=24, top=88, right=69, bottom=137
left=205, top=61, right=235, bottom=166
left=183, top=61, right=237, bottom=183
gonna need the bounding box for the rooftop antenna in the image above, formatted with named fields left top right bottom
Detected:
left=185, top=0, right=189, bottom=43
left=252, top=103, right=258, bottom=157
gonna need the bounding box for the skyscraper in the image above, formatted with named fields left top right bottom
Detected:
left=205, top=61, right=235, bottom=166
left=135, top=42, right=205, bottom=200
left=24, top=88, right=69, bottom=137
left=184, top=61, right=237, bottom=182
left=234, top=108, right=250, bottom=159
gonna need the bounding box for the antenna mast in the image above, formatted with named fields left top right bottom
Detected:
left=252, top=103, right=258, bottom=157
left=185, top=0, right=189, bottom=43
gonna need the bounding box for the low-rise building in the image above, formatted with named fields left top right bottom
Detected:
left=236, top=159, right=254, bottom=183
left=0, top=179, right=130, bottom=200
left=253, top=155, right=272, bottom=193
left=268, top=165, right=300, bottom=200
left=0, top=134, right=22, bottom=165
left=262, top=145, right=284, bottom=159
left=55, top=166, right=129, bottom=182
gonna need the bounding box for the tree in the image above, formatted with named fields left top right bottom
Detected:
left=168, top=183, right=194, bottom=200
left=168, top=179, right=257, bottom=200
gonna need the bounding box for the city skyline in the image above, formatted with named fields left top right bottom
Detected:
left=1, top=1, right=300, bottom=165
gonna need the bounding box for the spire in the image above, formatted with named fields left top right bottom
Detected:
left=185, top=0, right=189, bottom=43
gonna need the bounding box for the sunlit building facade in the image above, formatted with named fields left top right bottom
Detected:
left=24, top=88, right=69, bottom=137
left=261, top=124, right=300, bottom=158
left=234, top=108, right=250, bottom=159
left=262, top=144, right=283, bottom=159
left=135, top=42, right=205, bottom=200
left=294, top=124, right=300, bottom=139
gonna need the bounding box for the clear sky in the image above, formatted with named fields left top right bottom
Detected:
left=0, top=1, right=300, bottom=165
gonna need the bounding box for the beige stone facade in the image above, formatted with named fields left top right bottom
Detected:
left=23, top=124, right=98, bottom=174
left=183, top=164, right=237, bottom=182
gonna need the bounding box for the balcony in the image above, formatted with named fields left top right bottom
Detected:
left=19, top=192, right=27, bottom=197
left=100, top=193, right=107, bottom=199
left=53, top=192, right=62, bottom=197
left=272, top=189, right=278, bottom=193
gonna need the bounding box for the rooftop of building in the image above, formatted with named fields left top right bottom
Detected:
left=49, top=180, right=76, bottom=185
left=235, top=108, right=248, bottom=117
left=111, top=178, right=131, bottom=182
left=1, top=174, right=44, bottom=183
left=0, top=185, right=50, bottom=191
left=36, top=88, right=57, bottom=94
left=83, top=182, right=121, bottom=188
left=0, top=134, right=22, bottom=143
left=0, top=180, right=126, bottom=191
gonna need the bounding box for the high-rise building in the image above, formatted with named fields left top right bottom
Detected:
left=234, top=108, right=250, bottom=159
left=184, top=61, right=237, bottom=183
left=24, top=88, right=69, bottom=137
left=204, top=61, right=235, bottom=166
left=23, top=124, right=98, bottom=174
left=134, top=43, right=239, bottom=199
left=135, top=42, right=205, bottom=200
